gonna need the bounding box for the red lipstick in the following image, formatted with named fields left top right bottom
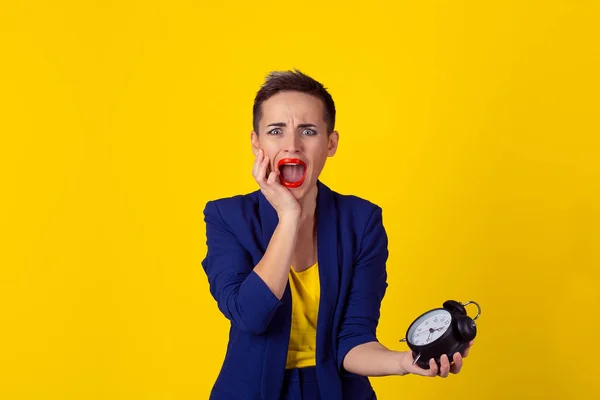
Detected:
left=277, top=158, right=307, bottom=188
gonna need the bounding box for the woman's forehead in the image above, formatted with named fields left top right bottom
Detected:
left=260, top=91, right=326, bottom=126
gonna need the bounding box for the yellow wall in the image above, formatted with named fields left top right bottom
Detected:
left=1, top=1, right=598, bottom=399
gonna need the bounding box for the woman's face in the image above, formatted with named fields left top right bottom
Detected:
left=251, top=90, right=339, bottom=200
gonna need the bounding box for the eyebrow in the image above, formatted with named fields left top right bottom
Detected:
left=266, top=122, right=318, bottom=128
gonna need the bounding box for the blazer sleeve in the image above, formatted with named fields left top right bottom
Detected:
left=201, top=200, right=282, bottom=335
left=337, top=206, right=389, bottom=374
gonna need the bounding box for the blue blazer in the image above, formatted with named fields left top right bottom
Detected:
left=201, top=181, right=389, bottom=400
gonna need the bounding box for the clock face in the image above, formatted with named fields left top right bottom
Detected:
left=407, top=309, right=452, bottom=346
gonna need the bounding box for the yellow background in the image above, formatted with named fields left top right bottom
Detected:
left=1, top=1, right=599, bottom=399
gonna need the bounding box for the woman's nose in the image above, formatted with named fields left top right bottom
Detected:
left=283, top=133, right=301, bottom=153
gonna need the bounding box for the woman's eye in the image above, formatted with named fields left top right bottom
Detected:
left=302, top=129, right=316, bottom=135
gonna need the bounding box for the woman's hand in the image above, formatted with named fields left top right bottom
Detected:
left=398, top=340, right=474, bottom=378
left=252, top=149, right=301, bottom=220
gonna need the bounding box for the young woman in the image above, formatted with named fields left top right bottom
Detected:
left=201, top=70, right=473, bottom=399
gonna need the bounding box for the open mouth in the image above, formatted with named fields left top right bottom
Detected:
left=277, top=158, right=307, bottom=188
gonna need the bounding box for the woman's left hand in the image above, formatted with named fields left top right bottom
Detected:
left=397, top=340, right=474, bottom=378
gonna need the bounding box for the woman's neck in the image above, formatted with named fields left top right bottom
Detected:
left=292, top=185, right=319, bottom=271
left=298, top=184, right=318, bottom=224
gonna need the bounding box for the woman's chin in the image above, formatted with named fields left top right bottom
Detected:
left=286, top=179, right=317, bottom=200
left=286, top=184, right=305, bottom=198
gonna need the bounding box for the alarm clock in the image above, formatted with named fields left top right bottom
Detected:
left=399, top=300, right=481, bottom=369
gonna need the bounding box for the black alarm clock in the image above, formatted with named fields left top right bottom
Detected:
left=399, top=300, right=481, bottom=369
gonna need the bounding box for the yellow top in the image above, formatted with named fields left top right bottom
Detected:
left=285, top=262, right=320, bottom=369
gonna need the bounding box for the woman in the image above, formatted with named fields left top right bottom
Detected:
left=201, top=70, right=473, bottom=399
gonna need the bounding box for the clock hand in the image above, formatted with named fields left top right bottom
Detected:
left=422, top=327, right=445, bottom=342
left=417, top=327, right=444, bottom=335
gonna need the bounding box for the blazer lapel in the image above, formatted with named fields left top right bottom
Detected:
left=315, top=181, right=340, bottom=362
left=315, top=180, right=343, bottom=398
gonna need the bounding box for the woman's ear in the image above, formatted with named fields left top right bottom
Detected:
left=250, top=131, right=259, bottom=156
left=328, top=131, right=339, bottom=157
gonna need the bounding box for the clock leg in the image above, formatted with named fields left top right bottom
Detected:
left=412, top=352, right=421, bottom=366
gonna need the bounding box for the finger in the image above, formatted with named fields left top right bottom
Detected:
left=463, top=341, right=474, bottom=358
left=256, top=154, right=270, bottom=185
left=266, top=170, right=279, bottom=185
left=252, top=151, right=264, bottom=181
left=450, top=352, right=463, bottom=374
left=262, top=155, right=270, bottom=177
left=252, top=149, right=263, bottom=177
left=463, top=347, right=470, bottom=358
left=439, top=354, right=450, bottom=378
left=427, top=358, right=438, bottom=377
left=409, top=359, right=435, bottom=377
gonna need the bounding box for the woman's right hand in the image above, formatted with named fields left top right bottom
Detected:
left=252, top=149, right=301, bottom=220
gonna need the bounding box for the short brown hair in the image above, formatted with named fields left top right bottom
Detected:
left=252, top=69, right=336, bottom=134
